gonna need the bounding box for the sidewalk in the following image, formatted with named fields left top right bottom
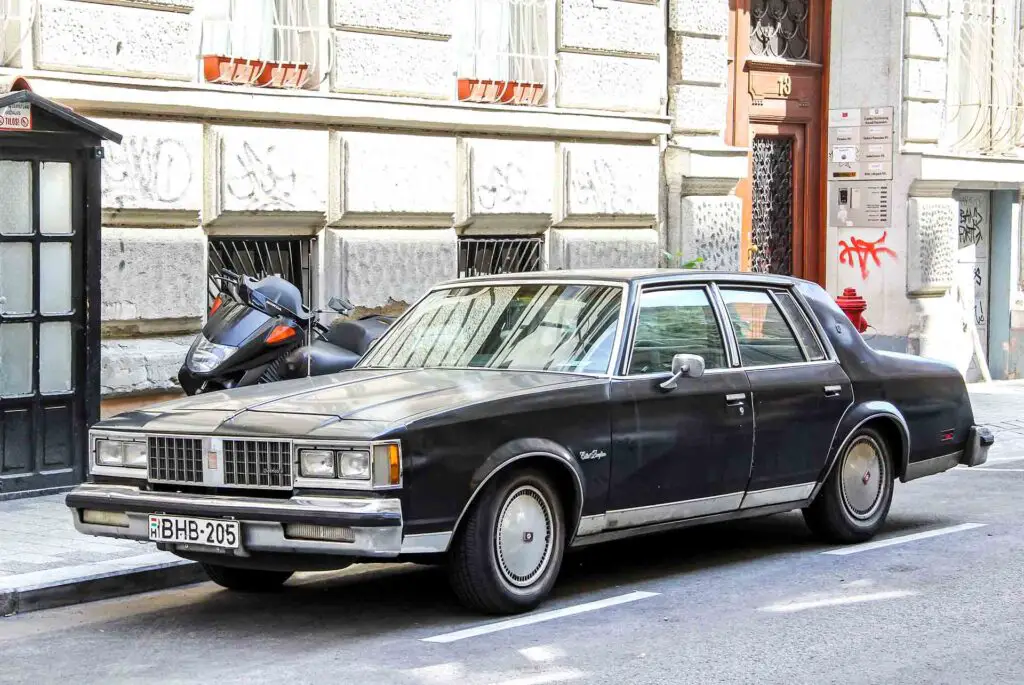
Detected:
left=3, top=381, right=1024, bottom=616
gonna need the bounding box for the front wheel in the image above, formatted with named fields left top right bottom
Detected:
left=448, top=468, right=566, bottom=615
left=202, top=564, right=293, bottom=593
left=803, top=427, right=895, bottom=543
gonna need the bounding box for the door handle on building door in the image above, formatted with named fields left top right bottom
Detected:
left=823, top=385, right=842, bottom=398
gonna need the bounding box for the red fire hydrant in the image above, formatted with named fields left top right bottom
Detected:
left=836, top=287, right=869, bottom=333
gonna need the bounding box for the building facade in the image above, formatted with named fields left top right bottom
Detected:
left=3, top=0, right=1024, bottom=420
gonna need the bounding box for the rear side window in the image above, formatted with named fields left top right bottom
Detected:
left=719, top=289, right=805, bottom=367
left=773, top=291, right=826, bottom=361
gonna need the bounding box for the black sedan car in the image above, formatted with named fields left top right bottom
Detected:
left=67, top=270, right=993, bottom=614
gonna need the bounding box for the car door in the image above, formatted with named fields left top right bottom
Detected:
left=607, top=284, right=754, bottom=529
left=715, top=286, right=853, bottom=505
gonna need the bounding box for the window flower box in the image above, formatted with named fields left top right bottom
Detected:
left=202, top=55, right=267, bottom=86
left=256, top=61, right=311, bottom=89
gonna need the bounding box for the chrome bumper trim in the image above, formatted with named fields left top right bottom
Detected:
left=66, top=484, right=405, bottom=558
left=961, top=425, right=994, bottom=468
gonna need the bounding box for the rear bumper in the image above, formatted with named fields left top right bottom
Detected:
left=960, top=425, right=995, bottom=468
left=65, top=483, right=404, bottom=559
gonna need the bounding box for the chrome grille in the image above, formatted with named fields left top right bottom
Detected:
left=223, top=440, right=293, bottom=489
left=148, top=437, right=204, bottom=484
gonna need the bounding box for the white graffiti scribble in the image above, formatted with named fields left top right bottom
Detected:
left=571, top=158, right=639, bottom=215
left=476, top=161, right=529, bottom=211
left=224, top=141, right=299, bottom=211
left=102, top=136, right=193, bottom=209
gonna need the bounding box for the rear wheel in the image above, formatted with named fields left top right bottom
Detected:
left=803, top=427, right=894, bottom=543
left=202, top=564, right=293, bottom=593
left=448, top=468, right=566, bottom=615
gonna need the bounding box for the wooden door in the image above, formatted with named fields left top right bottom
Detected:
left=728, top=0, right=829, bottom=283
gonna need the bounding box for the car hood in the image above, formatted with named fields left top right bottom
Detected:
left=98, top=368, right=600, bottom=439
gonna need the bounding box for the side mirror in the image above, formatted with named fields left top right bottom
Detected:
left=659, top=353, right=705, bottom=391
left=328, top=296, right=354, bottom=314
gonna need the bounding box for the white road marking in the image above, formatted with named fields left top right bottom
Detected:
left=983, top=455, right=1024, bottom=464
left=488, top=670, right=585, bottom=685
left=759, top=590, right=918, bottom=614
left=421, top=591, right=659, bottom=643
left=406, top=662, right=464, bottom=684
left=519, top=646, right=567, bottom=663
left=957, top=468, right=1024, bottom=473
left=821, top=523, right=987, bottom=556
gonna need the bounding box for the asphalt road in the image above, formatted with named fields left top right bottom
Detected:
left=1, top=438, right=1022, bottom=683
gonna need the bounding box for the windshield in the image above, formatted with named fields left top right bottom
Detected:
left=357, top=283, right=624, bottom=374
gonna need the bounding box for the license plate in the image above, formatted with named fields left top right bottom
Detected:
left=149, top=515, right=240, bottom=549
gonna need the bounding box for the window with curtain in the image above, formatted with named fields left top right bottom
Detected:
left=455, top=0, right=551, bottom=105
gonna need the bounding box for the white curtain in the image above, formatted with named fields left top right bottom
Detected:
left=202, top=0, right=276, bottom=60
left=457, top=0, right=547, bottom=84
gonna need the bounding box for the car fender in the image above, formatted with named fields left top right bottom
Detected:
left=813, top=400, right=912, bottom=498
left=451, top=437, right=587, bottom=546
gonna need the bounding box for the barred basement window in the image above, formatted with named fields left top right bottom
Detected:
left=207, top=236, right=314, bottom=306
left=749, top=0, right=810, bottom=61
left=199, top=0, right=328, bottom=89
left=455, top=0, right=554, bottom=106
left=458, top=237, right=544, bottom=278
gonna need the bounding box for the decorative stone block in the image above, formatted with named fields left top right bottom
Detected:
left=679, top=196, right=742, bottom=270
left=905, top=15, right=948, bottom=60
left=207, top=126, right=328, bottom=224
left=101, top=336, right=194, bottom=396
left=559, top=0, right=663, bottom=58
left=669, top=0, right=729, bottom=36
left=556, top=52, right=663, bottom=113
left=907, top=197, right=957, bottom=296
left=332, top=31, right=450, bottom=98
left=903, top=100, right=944, bottom=143
left=101, top=227, right=206, bottom=322
left=548, top=228, right=660, bottom=269
left=325, top=229, right=457, bottom=308
left=94, top=118, right=202, bottom=225
left=35, top=1, right=194, bottom=79
left=670, top=84, right=728, bottom=134
left=671, top=34, right=728, bottom=86
left=459, top=138, right=554, bottom=227
left=561, top=143, right=660, bottom=223
left=333, top=132, right=456, bottom=225
left=331, top=0, right=453, bottom=37
left=904, top=57, right=946, bottom=101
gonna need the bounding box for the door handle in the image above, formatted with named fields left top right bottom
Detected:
left=823, top=385, right=842, bottom=398
left=725, top=393, right=746, bottom=406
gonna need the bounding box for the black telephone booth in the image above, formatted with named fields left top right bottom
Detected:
left=0, top=79, right=120, bottom=499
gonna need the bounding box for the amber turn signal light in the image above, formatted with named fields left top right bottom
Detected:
left=209, top=296, right=223, bottom=316
left=388, top=444, right=400, bottom=485
left=266, top=325, right=297, bottom=345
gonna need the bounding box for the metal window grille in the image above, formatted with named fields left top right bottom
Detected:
left=458, top=236, right=544, bottom=278
left=198, top=0, right=330, bottom=89
left=207, top=236, right=314, bottom=306
left=750, top=136, right=795, bottom=276
left=0, top=0, right=35, bottom=67
left=455, top=0, right=556, bottom=105
left=749, top=0, right=810, bottom=61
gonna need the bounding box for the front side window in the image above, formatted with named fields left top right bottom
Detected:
left=719, top=289, right=805, bottom=367
left=358, top=283, right=622, bottom=374
left=627, top=289, right=728, bottom=375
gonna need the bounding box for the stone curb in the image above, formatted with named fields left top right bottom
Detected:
left=0, top=552, right=207, bottom=616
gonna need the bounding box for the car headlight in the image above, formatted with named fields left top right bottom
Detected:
left=300, top=449, right=336, bottom=478
left=186, top=335, right=238, bottom=374
left=95, top=439, right=147, bottom=468
left=337, top=450, right=370, bottom=480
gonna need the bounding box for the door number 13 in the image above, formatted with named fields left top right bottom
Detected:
left=777, top=74, right=792, bottom=97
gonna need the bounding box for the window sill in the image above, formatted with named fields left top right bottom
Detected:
left=8, top=68, right=671, bottom=141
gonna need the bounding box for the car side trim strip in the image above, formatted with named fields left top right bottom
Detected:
left=739, top=482, right=816, bottom=509
left=400, top=531, right=453, bottom=554
left=594, top=492, right=745, bottom=533
left=904, top=450, right=965, bottom=482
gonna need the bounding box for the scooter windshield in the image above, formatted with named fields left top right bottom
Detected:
left=205, top=298, right=273, bottom=347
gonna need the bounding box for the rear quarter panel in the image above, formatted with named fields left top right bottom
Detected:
left=796, top=283, right=975, bottom=471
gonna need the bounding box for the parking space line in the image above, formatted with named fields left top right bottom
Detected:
left=421, top=591, right=659, bottom=643
left=957, top=468, right=1024, bottom=473
left=759, top=590, right=918, bottom=613
left=821, top=523, right=987, bottom=556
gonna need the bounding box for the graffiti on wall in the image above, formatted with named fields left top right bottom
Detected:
left=571, top=158, right=644, bottom=216
left=475, top=161, right=529, bottom=212
left=959, top=204, right=985, bottom=248
left=224, top=141, right=301, bottom=211
left=838, top=230, right=897, bottom=279
left=102, top=135, right=194, bottom=210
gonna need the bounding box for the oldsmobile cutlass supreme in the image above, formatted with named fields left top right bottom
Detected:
left=66, top=270, right=994, bottom=615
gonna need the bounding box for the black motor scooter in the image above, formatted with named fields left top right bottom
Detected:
left=178, top=270, right=392, bottom=395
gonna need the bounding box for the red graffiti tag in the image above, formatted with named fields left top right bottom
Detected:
left=838, top=231, right=897, bottom=280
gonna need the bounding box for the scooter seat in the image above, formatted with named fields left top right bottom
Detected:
left=279, top=340, right=361, bottom=380
left=322, top=316, right=393, bottom=355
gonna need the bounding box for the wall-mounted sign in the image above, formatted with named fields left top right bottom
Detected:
left=0, top=101, right=31, bottom=131
left=827, top=106, right=893, bottom=180
left=828, top=181, right=892, bottom=229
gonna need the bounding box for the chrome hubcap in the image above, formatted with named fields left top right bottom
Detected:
left=495, top=485, right=554, bottom=588
left=840, top=436, right=887, bottom=520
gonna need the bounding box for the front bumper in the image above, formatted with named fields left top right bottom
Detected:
left=960, top=425, right=995, bottom=468
left=65, top=483, right=404, bottom=559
